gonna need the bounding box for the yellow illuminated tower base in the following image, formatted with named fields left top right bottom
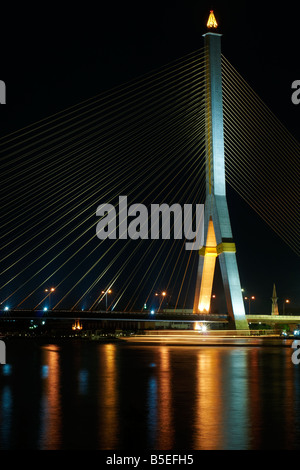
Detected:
left=193, top=12, right=249, bottom=331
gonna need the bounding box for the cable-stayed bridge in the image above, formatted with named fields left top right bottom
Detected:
left=0, top=14, right=299, bottom=332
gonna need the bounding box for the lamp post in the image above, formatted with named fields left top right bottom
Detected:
left=155, top=291, right=167, bottom=312
left=210, top=294, right=216, bottom=313
left=102, top=289, right=112, bottom=312
left=244, top=296, right=255, bottom=314
left=45, top=287, right=55, bottom=310
left=283, top=299, right=290, bottom=315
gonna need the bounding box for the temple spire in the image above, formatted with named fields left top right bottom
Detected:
left=271, top=284, right=279, bottom=316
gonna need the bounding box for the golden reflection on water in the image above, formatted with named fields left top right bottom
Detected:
left=40, top=345, right=61, bottom=449
left=194, top=348, right=223, bottom=449
left=247, top=348, right=262, bottom=448
left=98, top=343, right=118, bottom=449
left=157, top=346, right=173, bottom=449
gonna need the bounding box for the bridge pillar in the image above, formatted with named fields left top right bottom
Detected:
left=193, top=13, right=249, bottom=331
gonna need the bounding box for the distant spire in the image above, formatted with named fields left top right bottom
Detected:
left=271, top=283, right=279, bottom=316
left=207, top=10, right=218, bottom=29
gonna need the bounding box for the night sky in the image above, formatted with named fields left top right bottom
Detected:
left=0, top=1, right=299, bottom=314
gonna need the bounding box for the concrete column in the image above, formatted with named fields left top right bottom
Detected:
left=193, top=20, right=248, bottom=331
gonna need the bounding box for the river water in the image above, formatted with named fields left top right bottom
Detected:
left=0, top=338, right=300, bottom=450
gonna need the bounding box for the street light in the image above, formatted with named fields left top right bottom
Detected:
left=210, top=294, right=216, bottom=313
left=244, top=296, right=255, bottom=314
left=44, top=287, right=55, bottom=310
left=101, top=289, right=112, bottom=312
left=155, top=291, right=167, bottom=312
left=283, top=299, right=290, bottom=315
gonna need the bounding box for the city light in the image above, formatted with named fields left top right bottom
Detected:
left=283, top=299, right=291, bottom=315
left=44, top=287, right=55, bottom=310
left=194, top=322, right=208, bottom=332
left=198, top=303, right=209, bottom=313
left=101, top=289, right=112, bottom=311
left=155, top=290, right=167, bottom=312
left=244, top=295, right=255, bottom=313
left=72, top=319, right=83, bottom=330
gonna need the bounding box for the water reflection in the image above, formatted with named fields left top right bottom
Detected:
left=283, top=348, right=297, bottom=448
left=221, top=349, right=249, bottom=449
left=98, top=343, right=118, bottom=449
left=157, top=347, right=173, bottom=449
left=0, top=341, right=300, bottom=450
left=39, top=345, right=61, bottom=450
left=194, top=348, right=223, bottom=449
left=2, top=364, right=11, bottom=376
left=78, top=369, right=89, bottom=396
left=247, top=348, right=262, bottom=448
left=1, top=386, right=12, bottom=448
left=293, top=354, right=300, bottom=445
left=147, top=375, right=157, bottom=447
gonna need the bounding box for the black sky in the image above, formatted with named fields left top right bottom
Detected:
left=0, top=1, right=299, bottom=313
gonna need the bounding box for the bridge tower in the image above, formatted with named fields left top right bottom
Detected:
left=193, top=11, right=249, bottom=330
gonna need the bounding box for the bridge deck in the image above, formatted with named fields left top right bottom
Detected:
left=1, top=311, right=299, bottom=325
left=0, top=309, right=229, bottom=323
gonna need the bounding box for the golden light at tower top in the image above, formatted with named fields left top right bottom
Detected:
left=207, top=10, right=218, bottom=29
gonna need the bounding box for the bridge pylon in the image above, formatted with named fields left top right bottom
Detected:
left=193, top=12, right=249, bottom=331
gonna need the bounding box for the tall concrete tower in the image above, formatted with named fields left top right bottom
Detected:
left=193, top=11, right=249, bottom=331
